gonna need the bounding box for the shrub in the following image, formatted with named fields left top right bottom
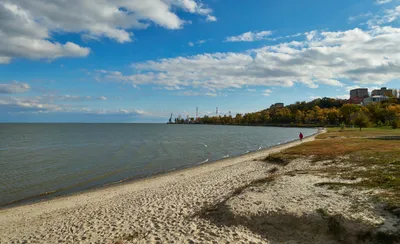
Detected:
left=340, top=122, right=346, bottom=131
left=376, top=120, right=383, bottom=127
left=392, top=120, right=400, bottom=129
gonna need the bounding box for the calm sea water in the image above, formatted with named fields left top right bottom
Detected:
left=0, top=124, right=316, bottom=206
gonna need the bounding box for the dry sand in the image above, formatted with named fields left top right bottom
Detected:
left=1, top=132, right=398, bottom=243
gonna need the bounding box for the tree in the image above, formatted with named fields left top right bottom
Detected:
left=340, top=104, right=361, bottom=125
left=234, top=113, right=242, bottom=124
left=261, top=111, right=270, bottom=124
left=295, top=110, right=304, bottom=124
left=353, top=112, right=370, bottom=131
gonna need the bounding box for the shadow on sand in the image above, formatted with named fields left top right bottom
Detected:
left=194, top=184, right=400, bottom=244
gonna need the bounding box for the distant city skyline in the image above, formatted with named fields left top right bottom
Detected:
left=1, top=0, right=400, bottom=122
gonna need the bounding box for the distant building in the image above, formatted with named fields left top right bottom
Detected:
left=371, top=87, right=393, bottom=97
left=363, top=95, right=388, bottom=105
left=349, top=96, right=364, bottom=105
left=349, top=88, right=369, bottom=104
left=350, top=88, right=369, bottom=99
left=270, top=103, right=284, bottom=109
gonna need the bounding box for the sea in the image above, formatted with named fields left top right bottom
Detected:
left=0, top=124, right=317, bottom=207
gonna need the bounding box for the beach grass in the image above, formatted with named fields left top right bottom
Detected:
left=317, top=127, right=400, bottom=139
left=265, top=128, right=400, bottom=207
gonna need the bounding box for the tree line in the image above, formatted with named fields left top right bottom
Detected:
left=195, top=97, right=400, bottom=130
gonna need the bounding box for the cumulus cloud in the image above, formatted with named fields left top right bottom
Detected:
left=225, top=31, right=273, bottom=42
left=0, top=1, right=90, bottom=63
left=100, top=24, right=400, bottom=91
left=0, top=82, right=30, bottom=93
left=0, top=0, right=215, bottom=63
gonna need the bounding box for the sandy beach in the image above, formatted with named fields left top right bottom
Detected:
left=0, top=131, right=398, bottom=243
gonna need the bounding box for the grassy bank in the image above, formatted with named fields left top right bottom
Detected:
left=265, top=127, right=400, bottom=208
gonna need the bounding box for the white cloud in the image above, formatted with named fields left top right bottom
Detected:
left=376, top=0, right=392, bottom=4
left=0, top=96, right=146, bottom=117
left=188, top=39, right=208, bottom=46
left=336, top=94, right=349, bottom=99
left=0, top=82, right=30, bottom=93
left=179, top=90, right=217, bottom=97
left=247, top=89, right=256, bottom=92
left=29, top=94, right=110, bottom=102
left=98, top=8, right=400, bottom=92
left=367, top=5, right=400, bottom=26
left=310, top=96, right=322, bottom=100
left=0, top=0, right=215, bottom=63
left=206, top=15, right=217, bottom=22
left=0, top=96, right=63, bottom=113
left=262, top=89, right=272, bottom=96
left=348, top=12, right=373, bottom=22
left=90, top=108, right=147, bottom=116
left=225, top=31, right=273, bottom=42
left=345, top=85, right=381, bottom=94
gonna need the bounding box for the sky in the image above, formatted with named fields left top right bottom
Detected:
left=0, top=0, right=400, bottom=122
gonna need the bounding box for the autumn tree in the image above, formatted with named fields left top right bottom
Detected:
left=353, top=112, right=371, bottom=131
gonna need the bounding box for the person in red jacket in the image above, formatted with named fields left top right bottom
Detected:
left=299, top=132, right=304, bottom=141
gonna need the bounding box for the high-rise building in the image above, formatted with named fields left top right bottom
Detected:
left=371, top=87, right=393, bottom=97
left=350, top=88, right=369, bottom=99
left=349, top=88, right=369, bottom=104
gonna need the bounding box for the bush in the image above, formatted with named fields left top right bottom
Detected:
left=340, top=122, right=346, bottom=131
left=376, top=120, right=383, bottom=127
left=392, top=120, right=400, bottom=129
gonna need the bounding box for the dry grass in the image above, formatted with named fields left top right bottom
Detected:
left=317, top=127, right=400, bottom=139
left=265, top=129, right=400, bottom=207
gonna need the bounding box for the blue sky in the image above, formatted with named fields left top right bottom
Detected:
left=0, top=0, right=399, bottom=122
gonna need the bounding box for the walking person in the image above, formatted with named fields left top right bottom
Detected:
left=299, top=132, right=304, bottom=142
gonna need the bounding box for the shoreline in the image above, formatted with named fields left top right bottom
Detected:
left=0, top=130, right=324, bottom=243
left=0, top=132, right=320, bottom=213
left=167, top=123, right=326, bottom=128
left=0, top=130, right=318, bottom=210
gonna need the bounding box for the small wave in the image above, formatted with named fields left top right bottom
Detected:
left=203, top=144, right=208, bottom=148
left=223, top=154, right=230, bottom=158
left=243, top=150, right=250, bottom=154
left=258, top=146, right=262, bottom=150
left=167, top=168, right=176, bottom=172
left=0, top=190, right=58, bottom=208
left=198, top=159, right=209, bottom=165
